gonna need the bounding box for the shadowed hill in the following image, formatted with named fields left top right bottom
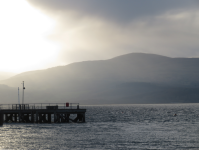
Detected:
left=1, top=53, right=199, bottom=104
left=0, top=72, right=16, bottom=81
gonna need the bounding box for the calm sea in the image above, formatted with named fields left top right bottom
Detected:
left=0, top=104, right=199, bottom=149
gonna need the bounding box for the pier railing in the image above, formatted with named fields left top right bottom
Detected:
left=0, top=103, right=80, bottom=110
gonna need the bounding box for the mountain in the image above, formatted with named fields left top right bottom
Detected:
left=1, top=53, right=199, bottom=104
left=0, top=72, right=16, bottom=81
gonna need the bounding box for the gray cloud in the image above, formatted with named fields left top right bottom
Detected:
left=28, top=0, right=198, bottom=23
left=26, top=0, right=199, bottom=66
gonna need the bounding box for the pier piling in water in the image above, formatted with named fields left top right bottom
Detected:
left=0, top=103, right=86, bottom=124
left=0, top=113, right=3, bottom=125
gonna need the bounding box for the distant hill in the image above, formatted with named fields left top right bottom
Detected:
left=1, top=53, right=199, bottom=104
left=0, top=72, right=16, bottom=81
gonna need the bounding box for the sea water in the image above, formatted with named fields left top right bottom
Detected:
left=0, top=104, right=199, bottom=149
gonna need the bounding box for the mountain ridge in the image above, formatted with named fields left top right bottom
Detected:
left=1, top=53, right=199, bottom=104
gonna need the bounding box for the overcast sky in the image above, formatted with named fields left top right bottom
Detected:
left=1, top=0, right=199, bottom=73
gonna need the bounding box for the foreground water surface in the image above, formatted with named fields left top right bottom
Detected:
left=0, top=104, right=199, bottom=149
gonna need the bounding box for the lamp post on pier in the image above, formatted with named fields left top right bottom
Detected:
left=22, top=81, right=25, bottom=104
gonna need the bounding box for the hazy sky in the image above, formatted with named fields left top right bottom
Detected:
left=1, top=0, right=199, bottom=73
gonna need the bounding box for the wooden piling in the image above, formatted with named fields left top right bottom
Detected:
left=36, top=112, right=38, bottom=123
left=48, top=113, right=51, bottom=123
left=54, top=112, right=57, bottom=123
left=0, top=112, right=3, bottom=126
left=31, top=112, right=34, bottom=123
left=14, top=114, right=17, bottom=122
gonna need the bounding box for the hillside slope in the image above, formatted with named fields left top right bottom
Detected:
left=1, top=53, right=199, bottom=104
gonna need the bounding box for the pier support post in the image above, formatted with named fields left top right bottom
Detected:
left=5, top=114, right=8, bottom=122
left=54, top=112, right=57, bottom=123
left=14, top=114, right=17, bottom=122
left=64, top=113, right=67, bottom=122
left=18, top=113, right=21, bottom=123
left=57, top=113, right=60, bottom=123
left=36, top=112, right=38, bottom=123
left=66, top=114, right=70, bottom=123
left=31, top=112, right=34, bottom=123
left=39, top=113, right=42, bottom=123
left=10, top=114, right=13, bottom=122
left=0, top=112, right=3, bottom=125
left=48, top=113, right=51, bottom=123
left=44, top=114, right=47, bottom=123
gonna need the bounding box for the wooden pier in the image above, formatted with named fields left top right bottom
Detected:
left=0, top=103, right=86, bottom=125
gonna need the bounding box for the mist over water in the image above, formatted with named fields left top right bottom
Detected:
left=0, top=104, right=199, bottom=149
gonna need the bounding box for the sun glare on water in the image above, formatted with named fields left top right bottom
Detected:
left=0, top=0, right=59, bottom=73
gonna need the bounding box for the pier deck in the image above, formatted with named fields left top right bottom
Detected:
left=0, top=103, right=86, bottom=125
